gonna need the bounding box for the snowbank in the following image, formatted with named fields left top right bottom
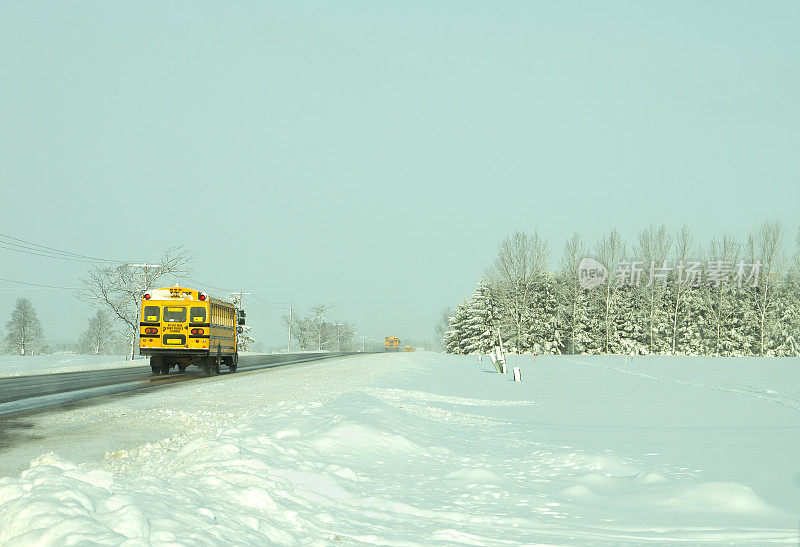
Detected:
left=0, top=353, right=798, bottom=545
left=0, top=355, right=145, bottom=378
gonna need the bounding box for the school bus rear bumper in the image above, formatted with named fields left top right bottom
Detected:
left=139, top=348, right=211, bottom=358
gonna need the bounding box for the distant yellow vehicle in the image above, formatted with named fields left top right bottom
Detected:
left=403, top=346, right=414, bottom=352
left=140, top=286, right=244, bottom=375
left=384, top=337, right=400, bottom=352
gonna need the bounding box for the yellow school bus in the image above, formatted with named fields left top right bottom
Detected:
left=139, top=286, right=242, bottom=375
left=403, top=346, right=414, bottom=352
left=384, top=337, right=400, bottom=352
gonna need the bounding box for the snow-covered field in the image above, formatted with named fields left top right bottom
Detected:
left=0, top=355, right=145, bottom=378
left=0, top=352, right=799, bottom=545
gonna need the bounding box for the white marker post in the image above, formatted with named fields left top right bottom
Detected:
left=513, top=367, right=522, bottom=382
left=496, top=347, right=506, bottom=367
left=489, top=352, right=502, bottom=373
left=501, top=363, right=508, bottom=374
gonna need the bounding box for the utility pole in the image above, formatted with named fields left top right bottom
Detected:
left=287, top=303, right=293, bottom=353
left=231, top=291, right=251, bottom=309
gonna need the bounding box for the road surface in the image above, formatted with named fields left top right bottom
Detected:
left=0, top=353, right=355, bottom=417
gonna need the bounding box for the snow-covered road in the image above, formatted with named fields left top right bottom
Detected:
left=0, top=352, right=798, bottom=545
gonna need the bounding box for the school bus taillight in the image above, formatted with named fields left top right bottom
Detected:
left=145, top=327, right=158, bottom=335
left=199, top=293, right=207, bottom=301
left=144, top=293, right=151, bottom=300
left=191, top=328, right=203, bottom=335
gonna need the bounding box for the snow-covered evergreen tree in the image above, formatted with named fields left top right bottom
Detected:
left=556, top=234, right=592, bottom=354
left=444, top=300, right=469, bottom=354
left=529, top=274, right=563, bottom=354
left=772, top=277, right=798, bottom=356
left=461, top=282, right=499, bottom=354
left=615, top=284, right=647, bottom=354
left=705, top=234, right=741, bottom=355
left=444, top=224, right=800, bottom=359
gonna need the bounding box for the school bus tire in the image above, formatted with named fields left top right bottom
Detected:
left=228, top=352, right=238, bottom=373
left=214, top=347, right=222, bottom=375
left=150, top=356, right=163, bottom=376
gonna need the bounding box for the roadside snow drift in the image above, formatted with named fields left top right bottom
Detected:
left=0, top=355, right=144, bottom=378
left=0, top=353, right=798, bottom=545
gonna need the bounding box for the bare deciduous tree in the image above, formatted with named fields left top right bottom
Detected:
left=706, top=233, right=740, bottom=356
left=79, top=309, right=116, bottom=355
left=228, top=293, right=255, bottom=352
left=285, top=305, right=355, bottom=351
left=488, top=231, right=549, bottom=353
left=637, top=225, right=672, bottom=354
left=434, top=307, right=452, bottom=351
left=81, top=247, right=191, bottom=359
left=746, top=220, right=784, bottom=356
left=4, top=297, right=44, bottom=356
left=311, top=304, right=331, bottom=351
left=559, top=233, right=586, bottom=354
left=668, top=226, right=695, bottom=354
left=595, top=229, right=625, bottom=354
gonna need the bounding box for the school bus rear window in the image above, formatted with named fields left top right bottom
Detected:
left=190, top=307, right=206, bottom=323
left=164, top=307, right=186, bottom=322
left=143, top=306, right=160, bottom=322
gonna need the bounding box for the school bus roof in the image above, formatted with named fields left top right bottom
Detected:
left=143, top=287, right=234, bottom=308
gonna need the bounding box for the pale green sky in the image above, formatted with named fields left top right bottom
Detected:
left=1, top=1, right=798, bottom=347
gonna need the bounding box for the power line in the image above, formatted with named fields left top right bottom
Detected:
left=251, top=294, right=290, bottom=306
left=0, top=242, right=110, bottom=264
left=172, top=276, right=291, bottom=312
left=0, top=232, right=126, bottom=263
left=174, top=275, right=236, bottom=294
left=0, top=277, right=81, bottom=290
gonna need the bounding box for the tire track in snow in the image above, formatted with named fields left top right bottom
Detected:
left=565, top=357, right=800, bottom=412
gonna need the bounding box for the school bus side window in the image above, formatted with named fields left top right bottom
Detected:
left=143, top=306, right=160, bottom=322
left=164, top=307, right=186, bottom=322
left=190, top=307, right=206, bottom=323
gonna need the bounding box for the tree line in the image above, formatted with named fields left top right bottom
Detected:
left=444, top=221, right=800, bottom=357
left=1, top=298, right=129, bottom=356
left=284, top=304, right=358, bottom=352
left=2, top=247, right=263, bottom=356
